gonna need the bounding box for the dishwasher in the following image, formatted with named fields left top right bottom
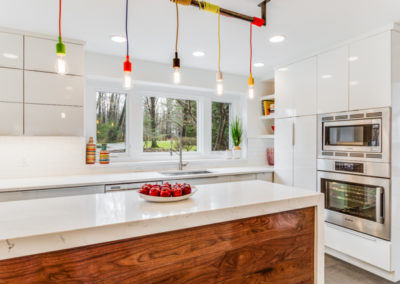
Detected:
left=0, top=185, right=105, bottom=202
left=105, top=181, right=162, bottom=192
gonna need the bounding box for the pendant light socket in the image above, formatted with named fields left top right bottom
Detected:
left=248, top=74, right=254, bottom=87
left=56, top=36, right=66, bottom=56
left=216, top=71, right=223, bottom=82
left=124, top=55, right=132, bottom=73
left=173, top=52, right=180, bottom=69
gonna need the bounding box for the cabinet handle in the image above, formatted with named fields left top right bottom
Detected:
left=292, top=122, right=295, bottom=146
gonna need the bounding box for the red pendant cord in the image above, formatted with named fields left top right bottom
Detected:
left=250, top=24, right=252, bottom=75
left=59, top=0, right=62, bottom=37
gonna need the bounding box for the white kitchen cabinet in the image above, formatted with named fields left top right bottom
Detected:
left=317, top=46, right=348, bottom=114
left=293, top=115, right=317, bottom=191
left=275, top=57, right=317, bottom=118
left=0, top=68, right=23, bottom=103
left=0, top=31, right=23, bottom=69
left=349, top=32, right=391, bottom=110
left=275, top=116, right=317, bottom=191
left=0, top=102, right=23, bottom=135
left=274, top=117, right=294, bottom=185
left=25, top=36, right=84, bottom=76
left=24, top=104, right=83, bottom=136
left=24, top=71, right=84, bottom=106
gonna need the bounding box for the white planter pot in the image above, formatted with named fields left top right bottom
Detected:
left=232, top=149, right=241, bottom=159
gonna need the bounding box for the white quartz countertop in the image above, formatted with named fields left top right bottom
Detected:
left=0, top=166, right=273, bottom=192
left=0, top=180, right=323, bottom=261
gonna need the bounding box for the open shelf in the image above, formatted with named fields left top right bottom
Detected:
left=260, top=114, right=275, bottom=120
left=260, top=94, right=275, bottom=101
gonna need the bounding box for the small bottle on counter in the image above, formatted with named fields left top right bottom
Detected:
left=99, top=144, right=110, bottom=164
left=86, top=137, right=96, bottom=165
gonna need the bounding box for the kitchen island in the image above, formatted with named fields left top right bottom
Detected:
left=0, top=180, right=324, bottom=283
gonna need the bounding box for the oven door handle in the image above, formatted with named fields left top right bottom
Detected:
left=376, top=187, right=384, bottom=224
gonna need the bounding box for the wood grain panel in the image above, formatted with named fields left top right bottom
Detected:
left=0, top=207, right=315, bottom=283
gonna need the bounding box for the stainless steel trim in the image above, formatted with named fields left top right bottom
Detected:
left=318, top=107, right=391, bottom=163
left=105, top=182, right=161, bottom=192
left=318, top=170, right=390, bottom=240
left=292, top=122, right=295, bottom=146
left=376, top=187, right=383, bottom=224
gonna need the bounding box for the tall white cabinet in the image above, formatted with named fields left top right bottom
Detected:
left=0, top=29, right=84, bottom=136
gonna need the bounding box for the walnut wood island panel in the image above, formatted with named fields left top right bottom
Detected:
left=0, top=180, right=324, bottom=283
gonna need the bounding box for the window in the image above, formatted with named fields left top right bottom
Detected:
left=212, top=102, right=231, bottom=151
left=143, top=96, right=197, bottom=152
left=96, top=91, right=127, bottom=153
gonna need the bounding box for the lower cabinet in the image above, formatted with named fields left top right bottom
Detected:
left=0, top=102, right=23, bottom=135
left=170, top=173, right=272, bottom=185
left=275, top=115, right=317, bottom=191
left=24, top=104, right=83, bottom=136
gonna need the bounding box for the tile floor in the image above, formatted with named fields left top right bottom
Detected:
left=325, top=254, right=394, bottom=284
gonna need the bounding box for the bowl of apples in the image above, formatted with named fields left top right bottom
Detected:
left=138, top=182, right=197, bottom=202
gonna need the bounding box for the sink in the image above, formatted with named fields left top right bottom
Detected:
left=160, top=170, right=212, bottom=176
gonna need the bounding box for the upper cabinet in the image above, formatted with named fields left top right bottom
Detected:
left=25, top=36, right=84, bottom=76
left=348, top=32, right=391, bottom=110
left=275, top=57, right=317, bottom=118
left=0, top=68, right=23, bottom=103
left=0, top=31, right=23, bottom=69
left=317, top=46, right=348, bottom=114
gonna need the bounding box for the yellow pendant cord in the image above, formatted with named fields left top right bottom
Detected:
left=175, top=2, right=179, bottom=53
left=170, top=0, right=192, bottom=5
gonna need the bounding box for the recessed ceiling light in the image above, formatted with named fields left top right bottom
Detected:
left=269, top=35, right=286, bottom=43
left=192, top=51, right=205, bottom=57
left=348, top=56, right=359, bottom=62
left=111, top=35, right=127, bottom=43
left=253, top=62, right=264, bottom=68
left=277, top=67, right=288, bottom=72
left=321, top=74, right=333, bottom=79
left=3, top=53, right=18, bottom=59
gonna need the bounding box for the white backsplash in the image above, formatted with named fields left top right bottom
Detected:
left=247, top=138, right=274, bottom=166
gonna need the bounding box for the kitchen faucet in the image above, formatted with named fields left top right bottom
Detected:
left=170, top=134, right=188, bottom=171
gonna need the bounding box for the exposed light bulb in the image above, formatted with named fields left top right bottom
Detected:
left=248, top=74, right=255, bottom=100
left=173, top=67, right=181, bottom=84
left=123, top=72, right=132, bottom=89
left=216, top=71, right=223, bottom=96
left=56, top=55, right=68, bottom=75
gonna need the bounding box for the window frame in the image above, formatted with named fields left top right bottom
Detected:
left=85, top=78, right=242, bottom=162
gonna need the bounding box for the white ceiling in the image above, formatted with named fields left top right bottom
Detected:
left=1, top=0, right=400, bottom=78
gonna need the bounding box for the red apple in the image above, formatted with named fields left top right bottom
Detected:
left=149, top=188, right=160, bottom=196
left=182, top=184, right=191, bottom=195
left=173, top=188, right=183, bottom=197
left=160, top=189, right=171, bottom=197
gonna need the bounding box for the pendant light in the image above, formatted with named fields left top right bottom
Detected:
left=55, top=0, right=68, bottom=75
left=123, top=0, right=132, bottom=90
left=248, top=24, right=255, bottom=99
left=216, top=8, right=223, bottom=96
left=173, top=1, right=181, bottom=84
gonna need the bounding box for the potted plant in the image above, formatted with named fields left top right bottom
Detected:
left=230, top=117, right=243, bottom=159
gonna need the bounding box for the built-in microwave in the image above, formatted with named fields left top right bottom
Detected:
left=318, top=108, right=391, bottom=163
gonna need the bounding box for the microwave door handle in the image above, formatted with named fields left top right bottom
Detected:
left=376, top=188, right=384, bottom=224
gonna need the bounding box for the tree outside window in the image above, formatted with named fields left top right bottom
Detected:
left=96, top=92, right=127, bottom=153
left=212, top=102, right=231, bottom=151
left=143, top=97, right=197, bottom=152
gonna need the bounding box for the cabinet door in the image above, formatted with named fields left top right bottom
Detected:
left=349, top=32, right=391, bottom=110
left=275, top=66, right=294, bottom=118
left=274, top=117, right=294, bottom=186
left=293, top=115, right=317, bottom=191
left=0, top=102, right=23, bottom=135
left=0, top=32, right=23, bottom=69
left=317, top=47, right=348, bottom=114
left=293, top=57, right=317, bottom=116
left=24, top=71, right=84, bottom=106
left=0, top=68, right=23, bottom=103
left=25, top=36, right=84, bottom=76
left=24, top=104, right=83, bottom=136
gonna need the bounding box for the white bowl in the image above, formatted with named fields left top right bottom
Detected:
left=139, top=186, right=197, bottom=203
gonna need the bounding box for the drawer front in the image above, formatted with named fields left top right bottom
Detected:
left=0, top=32, right=23, bottom=69
left=230, top=174, right=257, bottom=182
left=24, top=104, right=83, bottom=136
left=25, top=36, right=84, bottom=75
left=325, top=223, right=392, bottom=271
left=0, top=102, right=23, bottom=135
left=0, top=68, right=23, bottom=103
left=24, top=71, right=84, bottom=106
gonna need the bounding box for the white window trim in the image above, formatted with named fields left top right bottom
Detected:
left=85, top=78, right=243, bottom=163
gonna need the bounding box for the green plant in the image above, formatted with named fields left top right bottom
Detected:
left=230, top=117, right=243, bottom=148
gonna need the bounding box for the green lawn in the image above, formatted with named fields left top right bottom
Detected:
left=143, top=141, right=197, bottom=152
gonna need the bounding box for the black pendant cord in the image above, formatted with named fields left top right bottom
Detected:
left=125, top=0, right=129, bottom=56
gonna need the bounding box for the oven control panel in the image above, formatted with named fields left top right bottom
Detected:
left=335, top=162, right=364, bottom=173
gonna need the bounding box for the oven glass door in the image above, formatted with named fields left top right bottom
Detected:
left=321, top=178, right=384, bottom=223
left=323, top=119, right=381, bottom=152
